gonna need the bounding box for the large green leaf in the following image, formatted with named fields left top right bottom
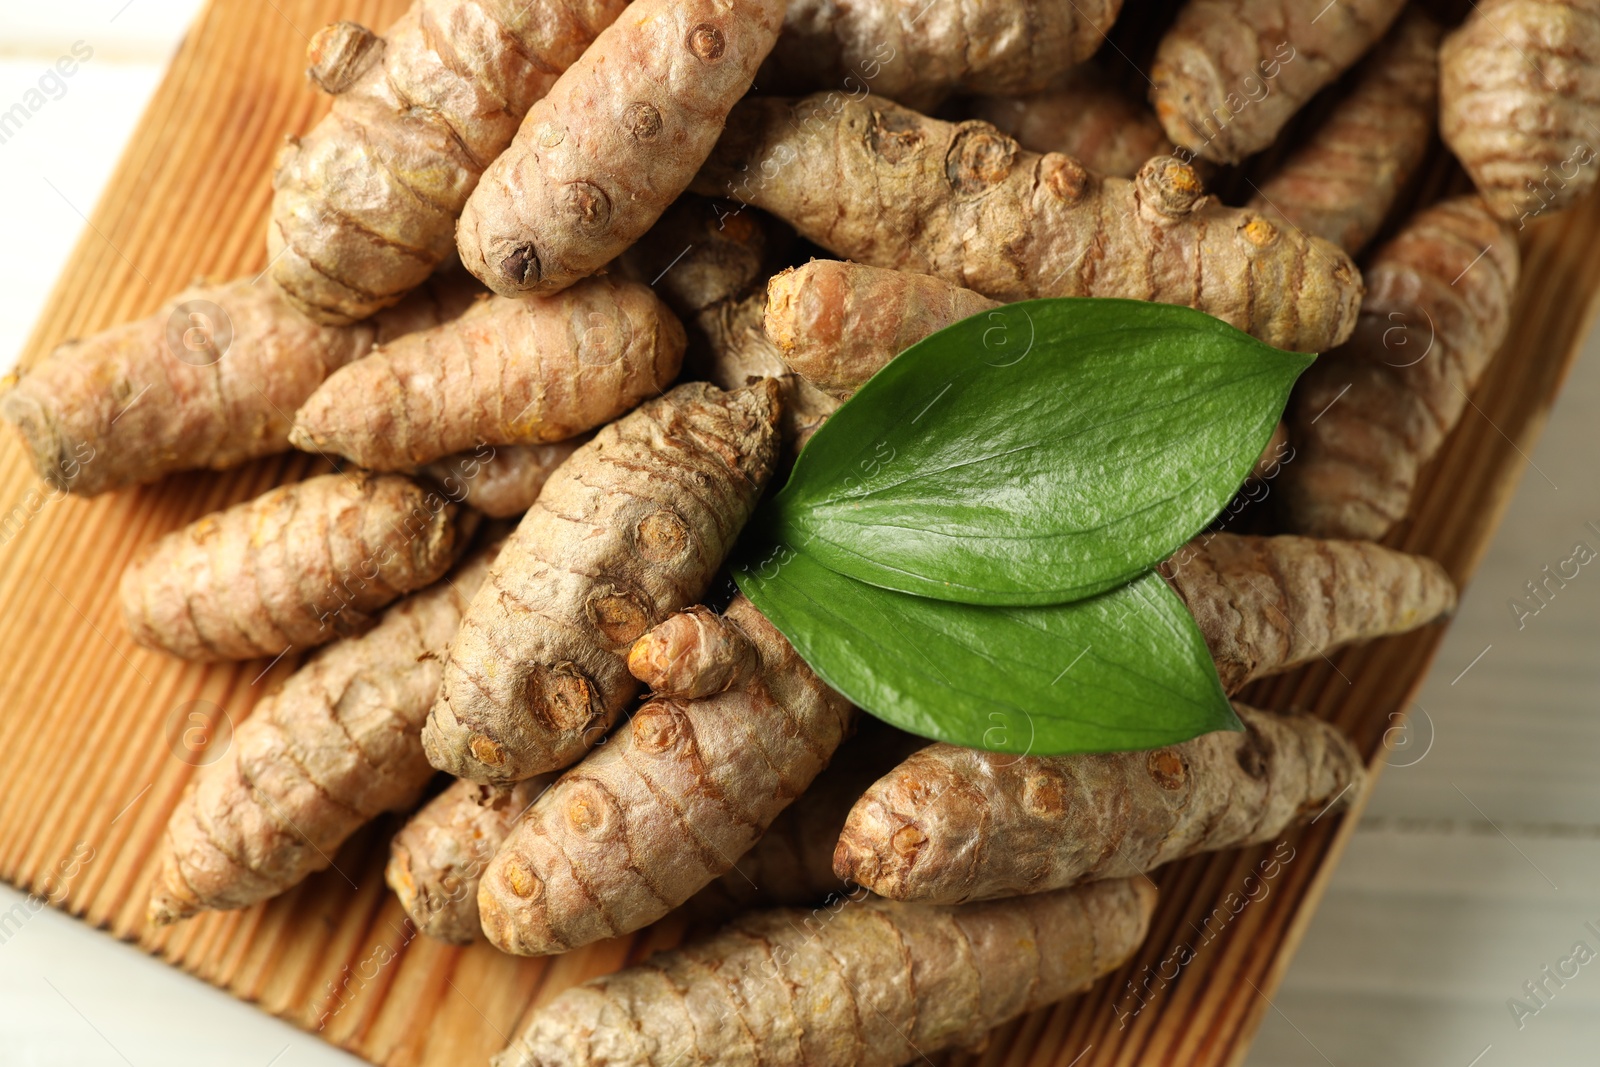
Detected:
left=771, top=298, right=1313, bottom=606
left=734, top=545, right=1238, bottom=755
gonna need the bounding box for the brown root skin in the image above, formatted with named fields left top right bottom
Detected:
left=0, top=276, right=473, bottom=497
left=761, top=0, right=1124, bottom=113
left=305, top=22, right=385, bottom=94
left=456, top=0, right=787, bottom=298
left=423, top=381, right=781, bottom=784
left=121, top=471, right=474, bottom=661
left=971, top=75, right=1177, bottom=180
left=290, top=277, right=684, bottom=470
left=834, top=705, right=1361, bottom=905
left=764, top=261, right=999, bottom=399
left=694, top=95, right=1362, bottom=354
left=696, top=288, right=841, bottom=456
left=1248, top=10, right=1440, bottom=255
left=493, top=879, right=1155, bottom=1067
left=386, top=775, right=551, bottom=944
left=476, top=596, right=854, bottom=956
left=1441, top=0, right=1600, bottom=222
left=613, top=196, right=839, bottom=451
left=682, top=718, right=928, bottom=919
left=625, top=603, right=762, bottom=699
left=269, top=0, right=629, bottom=323
left=613, top=196, right=773, bottom=319
left=419, top=438, right=588, bottom=519
left=1281, top=197, right=1520, bottom=539
left=1150, top=0, right=1407, bottom=165
left=147, top=545, right=498, bottom=926
left=1161, top=533, right=1458, bottom=693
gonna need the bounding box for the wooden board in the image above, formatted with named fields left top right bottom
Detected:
left=1, top=1, right=1598, bottom=1065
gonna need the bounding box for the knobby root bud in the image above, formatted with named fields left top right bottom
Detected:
left=476, top=596, right=854, bottom=956
left=423, top=382, right=781, bottom=784
left=386, top=774, right=552, bottom=944
left=835, top=705, right=1362, bottom=903
left=694, top=95, right=1362, bottom=353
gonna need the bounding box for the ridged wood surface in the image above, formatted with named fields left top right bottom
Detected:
left=1, top=1, right=1598, bottom=1065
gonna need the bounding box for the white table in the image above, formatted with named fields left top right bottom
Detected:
left=1, top=4, right=1596, bottom=1065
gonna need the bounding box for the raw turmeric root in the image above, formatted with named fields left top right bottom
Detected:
left=420, top=439, right=588, bottom=519
left=760, top=0, right=1125, bottom=113
left=695, top=95, right=1363, bottom=353
left=1248, top=10, right=1441, bottom=254
left=476, top=595, right=854, bottom=955
left=1441, top=0, right=1600, bottom=223
left=1161, top=533, right=1458, bottom=693
left=290, top=277, right=684, bottom=470
left=268, top=0, right=630, bottom=323
left=1280, top=197, right=1520, bottom=539
left=697, top=290, right=840, bottom=453
left=759, top=280, right=1304, bottom=484
left=612, top=198, right=838, bottom=447
left=456, top=0, right=787, bottom=298
left=764, top=260, right=998, bottom=399
left=423, top=381, right=781, bottom=784
left=386, top=775, right=551, bottom=944
left=614, top=196, right=776, bottom=323
left=146, top=545, right=497, bottom=924
left=121, top=471, right=473, bottom=661
left=1150, top=0, right=1407, bottom=164
left=835, top=705, right=1361, bottom=904
left=494, top=879, right=1155, bottom=1067
left=684, top=718, right=927, bottom=917
left=0, top=276, right=472, bottom=496
left=971, top=74, right=1178, bottom=180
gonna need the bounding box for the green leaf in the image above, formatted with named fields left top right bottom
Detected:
left=770, top=298, right=1313, bottom=606
left=734, top=545, right=1238, bottom=756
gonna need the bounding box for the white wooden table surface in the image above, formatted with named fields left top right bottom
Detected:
left=1, top=4, right=1596, bottom=1065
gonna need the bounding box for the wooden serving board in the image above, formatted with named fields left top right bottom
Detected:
left=2, top=1, right=1598, bottom=1065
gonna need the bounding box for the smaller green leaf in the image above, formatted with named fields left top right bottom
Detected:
left=734, top=543, right=1238, bottom=756
left=771, top=298, right=1313, bottom=606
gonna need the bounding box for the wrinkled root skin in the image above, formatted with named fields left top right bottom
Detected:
left=423, top=381, right=781, bottom=785
left=386, top=774, right=551, bottom=944
left=290, top=277, right=684, bottom=470
left=1247, top=10, right=1441, bottom=255
left=1150, top=0, right=1407, bottom=164
left=494, top=880, right=1155, bottom=1067
left=1161, top=533, right=1458, bottom=693
left=694, top=95, right=1362, bottom=354
left=420, top=439, right=588, bottom=519
left=1441, top=0, right=1600, bottom=222
left=971, top=73, right=1176, bottom=180
left=683, top=718, right=927, bottom=918
left=476, top=596, right=854, bottom=956
left=761, top=0, right=1124, bottom=112
left=0, top=276, right=472, bottom=496
left=457, top=0, right=786, bottom=298
left=834, top=705, right=1361, bottom=904
left=1280, top=197, right=1519, bottom=540
left=269, top=0, right=629, bottom=323
left=147, top=546, right=496, bottom=925
left=120, top=471, right=473, bottom=661
left=764, top=260, right=998, bottom=399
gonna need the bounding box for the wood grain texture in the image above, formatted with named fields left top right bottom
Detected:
left=1, top=1, right=1599, bottom=1065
